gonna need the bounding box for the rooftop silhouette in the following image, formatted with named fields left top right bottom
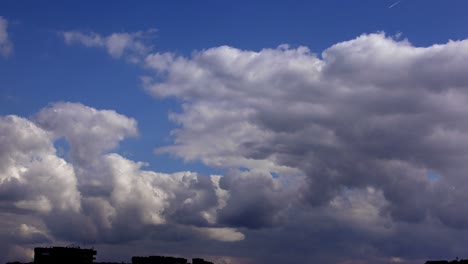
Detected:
left=132, top=256, right=188, bottom=264
left=426, top=260, right=468, bottom=264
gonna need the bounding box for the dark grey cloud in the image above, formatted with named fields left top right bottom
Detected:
left=217, top=170, right=292, bottom=229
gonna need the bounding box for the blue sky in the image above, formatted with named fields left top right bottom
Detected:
left=2, top=0, right=467, bottom=175
left=2, top=1, right=468, bottom=264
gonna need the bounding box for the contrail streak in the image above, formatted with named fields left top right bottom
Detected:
left=389, top=0, right=402, bottom=8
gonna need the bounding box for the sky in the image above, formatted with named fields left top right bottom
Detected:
left=1, top=1, right=468, bottom=263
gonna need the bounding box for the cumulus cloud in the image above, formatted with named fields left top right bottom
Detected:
left=0, top=16, right=13, bottom=57
left=216, top=169, right=294, bottom=229
left=62, top=29, right=156, bottom=61
left=34, top=102, right=138, bottom=165
left=0, top=102, right=243, bottom=263
left=0, top=115, right=81, bottom=213
left=143, top=33, right=468, bottom=230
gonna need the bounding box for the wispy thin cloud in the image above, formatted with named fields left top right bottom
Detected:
left=61, top=29, right=156, bottom=62
left=0, top=16, right=13, bottom=57
left=389, top=0, right=402, bottom=8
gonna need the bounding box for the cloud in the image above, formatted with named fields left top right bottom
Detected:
left=12, top=224, right=52, bottom=244
left=143, top=33, right=468, bottom=229
left=34, top=102, right=138, bottom=165
left=62, top=29, right=156, bottom=61
left=194, top=227, right=245, bottom=242
left=216, top=169, right=294, bottom=229
left=0, top=115, right=81, bottom=213
left=0, top=102, right=243, bottom=263
left=0, top=16, right=13, bottom=57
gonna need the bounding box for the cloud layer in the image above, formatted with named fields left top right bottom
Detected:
left=144, top=33, right=468, bottom=227
left=4, top=32, right=468, bottom=264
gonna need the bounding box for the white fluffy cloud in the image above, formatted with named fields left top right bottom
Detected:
left=34, top=102, right=138, bottom=165
left=0, top=115, right=81, bottom=213
left=0, top=103, right=243, bottom=263
left=0, top=16, right=13, bottom=57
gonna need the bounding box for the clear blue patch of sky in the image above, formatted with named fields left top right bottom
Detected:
left=426, top=171, right=442, bottom=182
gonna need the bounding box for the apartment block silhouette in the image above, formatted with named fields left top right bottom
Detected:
left=34, top=247, right=96, bottom=264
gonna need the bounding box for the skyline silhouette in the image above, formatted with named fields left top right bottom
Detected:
left=6, top=246, right=214, bottom=264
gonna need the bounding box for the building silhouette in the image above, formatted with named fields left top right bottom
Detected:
left=34, top=247, right=96, bottom=264
left=192, top=258, right=213, bottom=264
